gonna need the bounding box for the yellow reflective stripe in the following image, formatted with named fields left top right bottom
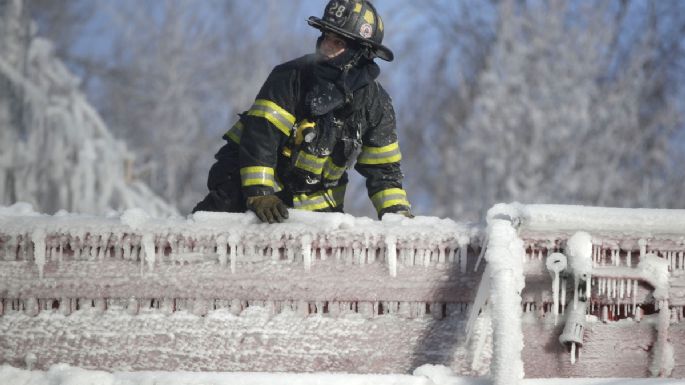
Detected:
left=331, top=185, right=346, bottom=205
left=322, top=158, right=346, bottom=181
left=357, top=142, right=402, bottom=165
left=294, top=152, right=326, bottom=174
left=353, top=3, right=375, bottom=24
left=293, top=194, right=331, bottom=211
left=371, top=188, right=410, bottom=212
left=247, top=99, right=295, bottom=137
left=378, top=16, right=383, bottom=32
left=363, top=9, right=375, bottom=24
left=293, top=186, right=346, bottom=211
left=240, top=166, right=275, bottom=187
left=225, top=121, right=244, bottom=144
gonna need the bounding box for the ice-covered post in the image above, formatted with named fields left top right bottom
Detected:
left=485, top=216, right=526, bottom=385
left=639, top=253, right=673, bottom=377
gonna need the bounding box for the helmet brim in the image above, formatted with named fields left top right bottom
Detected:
left=308, top=16, right=394, bottom=62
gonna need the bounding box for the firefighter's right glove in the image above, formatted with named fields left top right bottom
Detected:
left=246, top=195, right=289, bottom=224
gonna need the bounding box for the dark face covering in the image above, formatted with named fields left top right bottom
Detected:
left=307, top=34, right=380, bottom=117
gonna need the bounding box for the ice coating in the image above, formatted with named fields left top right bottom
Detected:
left=566, top=232, right=592, bottom=277
left=3, top=203, right=685, bottom=380
left=638, top=253, right=670, bottom=300
left=546, top=252, right=567, bottom=325
left=483, top=218, right=525, bottom=385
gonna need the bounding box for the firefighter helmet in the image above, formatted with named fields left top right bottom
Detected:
left=308, top=0, right=393, bottom=62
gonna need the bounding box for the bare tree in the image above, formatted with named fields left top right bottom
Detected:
left=397, top=0, right=685, bottom=220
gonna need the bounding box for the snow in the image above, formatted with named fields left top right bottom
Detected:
left=0, top=364, right=680, bottom=385
left=2, top=202, right=685, bottom=381
left=489, top=203, right=685, bottom=236
left=0, top=206, right=479, bottom=278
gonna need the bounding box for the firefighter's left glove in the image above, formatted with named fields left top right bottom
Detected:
left=397, top=210, right=415, bottom=218
left=246, top=195, right=289, bottom=224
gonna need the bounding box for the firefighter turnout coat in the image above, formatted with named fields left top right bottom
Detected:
left=205, top=54, right=410, bottom=218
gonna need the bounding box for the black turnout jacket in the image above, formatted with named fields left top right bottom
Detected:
left=212, top=54, right=410, bottom=218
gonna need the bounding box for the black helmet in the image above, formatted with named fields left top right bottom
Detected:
left=308, top=0, right=393, bottom=62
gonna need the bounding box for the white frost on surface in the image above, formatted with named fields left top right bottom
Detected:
left=482, top=218, right=526, bottom=385
left=637, top=254, right=670, bottom=300
left=488, top=203, right=685, bottom=235
left=0, top=364, right=678, bottom=385
left=0, top=208, right=479, bottom=277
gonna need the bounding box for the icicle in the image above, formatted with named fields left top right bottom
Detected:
left=627, top=250, right=632, bottom=267
left=353, top=246, right=363, bottom=266
left=24, top=298, right=39, bottom=317
left=679, top=251, right=684, bottom=270
left=229, top=234, right=239, bottom=273
left=423, top=249, right=431, bottom=267
left=460, top=243, right=468, bottom=273
left=438, top=246, right=446, bottom=264
left=670, top=252, right=676, bottom=271
left=59, top=298, right=71, bottom=316
left=586, top=277, right=591, bottom=305
left=601, top=305, right=609, bottom=322
left=32, top=229, right=46, bottom=279
left=626, top=279, right=632, bottom=298
left=448, top=246, right=457, bottom=264
left=570, top=342, right=576, bottom=364
left=127, top=297, right=139, bottom=316
left=122, top=235, right=131, bottom=260
left=639, top=239, right=647, bottom=262
left=561, top=277, right=567, bottom=315
left=216, top=235, right=227, bottom=266
left=573, top=278, right=579, bottom=311
left=552, top=270, right=560, bottom=325
left=620, top=279, right=625, bottom=299
left=141, top=233, right=155, bottom=273
left=301, top=234, right=312, bottom=272
left=344, top=245, right=354, bottom=265
left=385, top=235, right=397, bottom=277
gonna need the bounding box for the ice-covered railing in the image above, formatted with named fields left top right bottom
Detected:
left=472, top=203, right=685, bottom=385
left=0, top=204, right=478, bottom=277
left=0, top=203, right=482, bottom=322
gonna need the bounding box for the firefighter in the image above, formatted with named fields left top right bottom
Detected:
left=193, top=0, right=412, bottom=223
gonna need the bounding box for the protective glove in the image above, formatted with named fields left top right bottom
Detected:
left=246, top=195, right=289, bottom=224
left=396, top=210, right=415, bottom=218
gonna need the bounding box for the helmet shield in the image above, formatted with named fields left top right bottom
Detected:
left=308, top=0, right=393, bottom=62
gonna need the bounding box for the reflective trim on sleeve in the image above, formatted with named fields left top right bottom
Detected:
left=240, top=166, right=275, bottom=187
left=293, top=185, right=346, bottom=211
left=322, top=158, right=346, bottom=181
left=371, top=188, right=410, bottom=213
left=224, top=120, right=244, bottom=144
left=357, top=142, right=402, bottom=165
left=247, top=99, right=295, bottom=137
left=294, top=151, right=326, bottom=175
